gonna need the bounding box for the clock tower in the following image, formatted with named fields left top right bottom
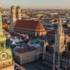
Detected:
left=0, top=12, right=14, bottom=70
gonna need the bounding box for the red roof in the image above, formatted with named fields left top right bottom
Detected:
left=14, top=19, right=46, bottom=32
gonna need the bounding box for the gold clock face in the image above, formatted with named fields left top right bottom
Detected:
left=0, top=52, right=8, bottom=60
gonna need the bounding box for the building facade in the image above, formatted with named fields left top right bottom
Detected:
left=0, top=12, right=14, bottom=70
left=44, top=19, right=70, bottom=70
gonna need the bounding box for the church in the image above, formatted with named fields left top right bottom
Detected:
left=14, top=19, right=47, bottom=37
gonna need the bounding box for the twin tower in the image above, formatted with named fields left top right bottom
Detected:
left=11, top=6, right=22, bottom=23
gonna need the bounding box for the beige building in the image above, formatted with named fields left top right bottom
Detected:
left=0, top=12, right=14, bottom=70
left=0, top=48, right=14, bottom=70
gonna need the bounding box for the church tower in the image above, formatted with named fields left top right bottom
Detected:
left=55, top=19, right=65, bottom=53
left=16, top=6, right=22, bottom=20
left=11, top=6, right=16, bottom=23
left=10, top=6, right=16, bottom=32
left=54, top=18, right=65, bottom=70
left=0, top=12, right=14, bottom=70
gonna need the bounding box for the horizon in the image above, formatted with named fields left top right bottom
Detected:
left=0, top=0, right=70, bottom=9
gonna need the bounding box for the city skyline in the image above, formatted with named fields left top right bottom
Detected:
left=0, top=0, right=70, bottom=9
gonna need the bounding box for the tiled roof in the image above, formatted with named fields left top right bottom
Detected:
left=14, top=19, right=46, bottom=32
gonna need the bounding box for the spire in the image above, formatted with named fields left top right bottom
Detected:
left=55, top=18, right=65, bottom=53
left=10, top=6, right=16, bottom=32
left=11, top=6, right=16, bottom=23
left=16, top=6, right=22, bottom=20
left=54, top=18, right=65, bottom=70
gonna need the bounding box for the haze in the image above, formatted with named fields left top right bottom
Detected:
left=0, top=0, right=70, bottom=9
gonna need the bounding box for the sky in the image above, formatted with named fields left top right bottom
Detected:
left=0, top=0, right=70, bottom=9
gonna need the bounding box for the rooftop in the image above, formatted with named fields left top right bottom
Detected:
left=14, top=44, right=36, bottom=53
left=14, top=19, right=46, bottom=32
